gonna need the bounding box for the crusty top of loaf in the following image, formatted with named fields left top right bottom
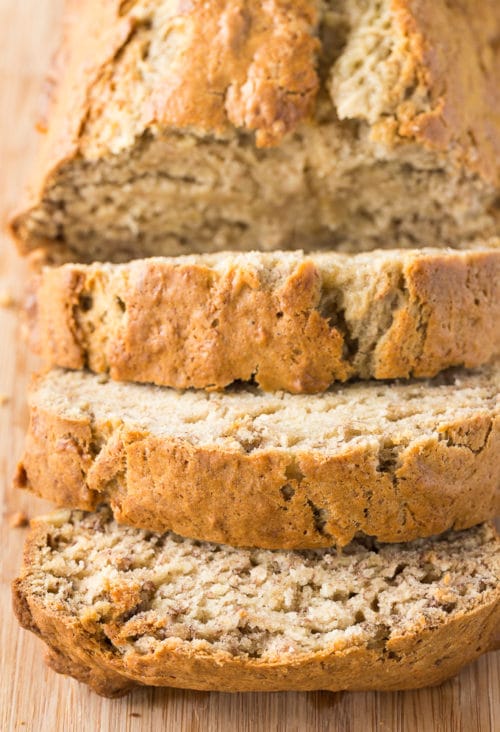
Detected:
left=35, top=0, right=500, bottom=181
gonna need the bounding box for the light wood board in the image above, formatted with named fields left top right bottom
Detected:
left=0, top=2, right=498, bottom=730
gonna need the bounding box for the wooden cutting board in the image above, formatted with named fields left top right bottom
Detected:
left=0, top=2, right=498, bottom=730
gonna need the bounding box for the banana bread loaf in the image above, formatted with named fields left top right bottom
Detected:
left=11, top=0, right=500, bottom=262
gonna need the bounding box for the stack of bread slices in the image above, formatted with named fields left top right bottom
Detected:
left=11, top=0, right=500, bottom=696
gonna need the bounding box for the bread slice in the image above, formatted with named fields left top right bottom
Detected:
left=13, top=508, right=500, bottom=696
left=16, top=367, right=500, bottom=549
left=11, top=1, right=500, bottom=263
left=36, top=246, right=500, bottom=392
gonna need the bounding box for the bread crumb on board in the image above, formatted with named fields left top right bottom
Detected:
left=9, top=511, right=29, bottom=528
left=0, top=288, right=17, bottom=308
left=0, top=393, right=9, bottom=406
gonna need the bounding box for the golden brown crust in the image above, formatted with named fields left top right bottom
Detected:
left=387, top=0, right=500, bottom=182
left=36, top=249, right=500, bottom=393
left=142, top=0, right=320, bottom=148
left=15, top=386, right=500, bottom=549
left=37, top=256, right=347, bottom=393
left=12, top=520, right=500, bottom=696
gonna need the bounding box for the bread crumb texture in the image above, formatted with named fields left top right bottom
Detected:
left=13, top=509, right=500, bottom=695
left=12, top=0, right=500, bottom=261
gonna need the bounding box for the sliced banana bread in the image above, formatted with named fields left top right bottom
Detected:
left=36, top=247, right=500, bottom=392
left=13, top=508, right=500, bottom=696
left=12, top=0, right=500, bottom=262
left=16, top=367, right=500, bottom=548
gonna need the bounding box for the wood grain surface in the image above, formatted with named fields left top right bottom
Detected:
left=0, top=2, right=498, bottom=730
